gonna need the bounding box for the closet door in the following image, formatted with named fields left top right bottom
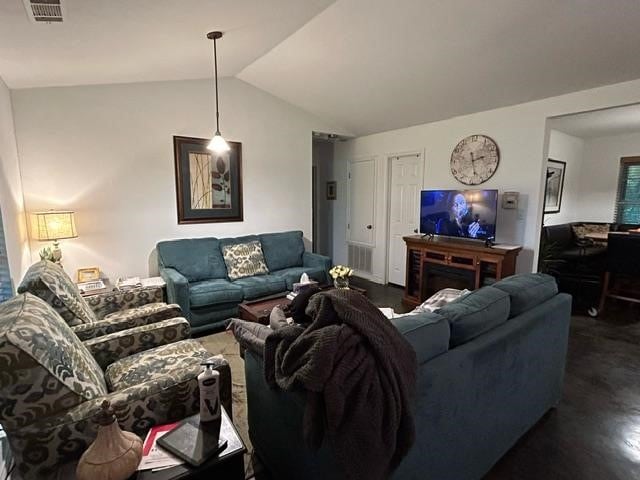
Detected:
left=348, top=158, right=376, bottom=246
left=387, top=153, right=423, bottom=286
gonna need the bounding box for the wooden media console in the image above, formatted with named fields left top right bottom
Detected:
left=402, top=235, right=522, bottom=308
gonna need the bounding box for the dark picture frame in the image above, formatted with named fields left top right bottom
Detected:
left=173, top=136, right=243, bottom=224
left=544, top=159, right=566, bottom=214
left=326, top=181, right=337, bottom=200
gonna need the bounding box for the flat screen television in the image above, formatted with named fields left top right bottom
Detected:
left=420, top=189, right=498, bottom=240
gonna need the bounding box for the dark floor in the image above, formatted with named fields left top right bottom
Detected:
left=349, top=276, right=412, bottom=314
left=350, top=276, right=640, bottom=480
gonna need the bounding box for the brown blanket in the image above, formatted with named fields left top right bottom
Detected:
left=263, top=289, right=418, bottom=480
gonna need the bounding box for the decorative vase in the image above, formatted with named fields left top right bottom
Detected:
left=76, top=400, right=143, bottom=480
left=334, top=277, right=350, bottom=289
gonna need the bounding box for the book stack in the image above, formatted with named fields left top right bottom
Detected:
left=117, top=277, right=143, bottom=290
left=138, top=423, right=183, bottom=472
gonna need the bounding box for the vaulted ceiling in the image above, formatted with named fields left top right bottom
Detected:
left=3, top=0, right=640, bottom=137
left=238, top=0, right=640, bottom=135
left=0, top=0, right=335, bottom=88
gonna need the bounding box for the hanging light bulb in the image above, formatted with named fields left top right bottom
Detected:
left=209, top=132, right=230, bottom=153
left=206, top=31, right=231, bottom=154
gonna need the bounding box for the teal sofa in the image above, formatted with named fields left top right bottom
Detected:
left=244, top=273, right=572, bottom=480
left=157, top=231, right=331, bottom=334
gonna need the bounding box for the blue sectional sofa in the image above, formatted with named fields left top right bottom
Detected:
left=157, top=231, right=331, bottom=334
left=244, top=273, right=572, bottom=480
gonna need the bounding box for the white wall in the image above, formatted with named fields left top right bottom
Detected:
left=545, top=129, right=585, bottom=226
left=579, top=131, right=640, bottom=222
left=333, top=78, right=640, bottom=282
left=12, top=78, right=342, bottom=280
left=0, top=77, right=30, bottom=289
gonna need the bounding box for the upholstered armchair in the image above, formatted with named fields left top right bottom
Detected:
left=0, top=293, right=232, bottom=479
left=17, top=260, right=182, bottom=341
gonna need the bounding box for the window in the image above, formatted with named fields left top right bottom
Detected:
left=0, top=210, right=12, bottom=302
left=615, top=157, right=640, bottom=225
left=0, top=209, right=12, bottom=301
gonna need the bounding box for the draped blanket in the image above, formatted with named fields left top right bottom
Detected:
left=263, top=289, right=418, bottom=480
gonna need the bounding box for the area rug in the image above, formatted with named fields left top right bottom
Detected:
left=199, top=330, right=262, bottom=479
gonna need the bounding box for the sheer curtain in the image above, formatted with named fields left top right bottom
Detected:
left=0, top=209, right=12, bottom=302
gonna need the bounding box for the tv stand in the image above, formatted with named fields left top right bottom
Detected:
left=402, top=235, right=522, bottom=308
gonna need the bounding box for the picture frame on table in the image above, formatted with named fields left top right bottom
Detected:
left=77, top=267, right=100, bottom=283
left=544, top=159, right=566, bottom=214
left=173, top=136, right=243, bottom=224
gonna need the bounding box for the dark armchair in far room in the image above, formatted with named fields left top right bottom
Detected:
left=542, top=222, right=608, bottom=265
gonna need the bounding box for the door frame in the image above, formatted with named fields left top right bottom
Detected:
left=347, top=155, right=377, bottom=247
left=384, top=150, right=425, bottom=284
left=312, top=165, right=317, bottom=252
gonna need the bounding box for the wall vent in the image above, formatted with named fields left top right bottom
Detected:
left=348, top=244, right=373, bottom=275
left=23, top=0, right=64, bottom=23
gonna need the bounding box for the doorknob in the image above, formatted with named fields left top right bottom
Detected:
left=366, top=225, right=373, bottom=230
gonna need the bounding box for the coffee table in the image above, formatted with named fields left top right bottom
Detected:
left=238, top=292, right=290, bottom=324
left=238, top=285, right=368, bottom=324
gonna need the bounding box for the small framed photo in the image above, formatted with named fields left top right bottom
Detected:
left=544, top=159, right=566, bottom=214
left=77, top=267, right=100, bottom=283
left=326, top=181, right=337, bottom=200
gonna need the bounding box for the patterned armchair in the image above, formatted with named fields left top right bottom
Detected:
left=0, top=293, right=232, bottom=479
left=17, top=260, right=182, bottom=341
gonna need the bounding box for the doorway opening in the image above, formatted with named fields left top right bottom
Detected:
left=540, top=103, right=640, bottom=317
left=312, top=132, right=348, bottom=257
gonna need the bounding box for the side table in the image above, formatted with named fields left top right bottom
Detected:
left=55, top=407, right=245, bottom=480
left=137, top=407, right=245, bottom=480
left=140, top=277, right=167, bottom=302
left=117, top=277, right=167, bottom=302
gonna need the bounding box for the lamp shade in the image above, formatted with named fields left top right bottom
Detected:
left=207, top=133, right=231, bottom=154
left=31, top=211, right=78, bottom=241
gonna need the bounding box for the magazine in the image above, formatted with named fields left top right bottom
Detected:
left=138, top=422, right=184, bottom=471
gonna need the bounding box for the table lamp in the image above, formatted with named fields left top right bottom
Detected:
left=31, top=210, right=78, bottom=263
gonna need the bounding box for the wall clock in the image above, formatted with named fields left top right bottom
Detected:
left=450, top=134, right=500, bottom=185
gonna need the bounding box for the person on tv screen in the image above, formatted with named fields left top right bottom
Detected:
left=436, top=192, right=481, bottom=238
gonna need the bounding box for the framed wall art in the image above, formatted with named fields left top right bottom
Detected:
left=326, top=181, right=337, bottom=200
left=544, top=159, right=566, bottom=214
left=173, top=136, right=243, bottom=224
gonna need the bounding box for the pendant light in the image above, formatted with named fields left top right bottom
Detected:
left=207, top=31, right=230, bottom=154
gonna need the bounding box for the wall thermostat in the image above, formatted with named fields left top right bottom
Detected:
left=502, top=191, right=519, bottom=209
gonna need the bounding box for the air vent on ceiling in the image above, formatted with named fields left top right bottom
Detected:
left=23, top=0, right=64, bottom=23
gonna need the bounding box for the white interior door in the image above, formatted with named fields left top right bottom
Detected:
left=387, top=153, right=423, bottom=286
left=348, top=158, right=376, bottom=246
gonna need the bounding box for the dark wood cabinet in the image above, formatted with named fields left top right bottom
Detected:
left=403, top=235, right=522, bottom=308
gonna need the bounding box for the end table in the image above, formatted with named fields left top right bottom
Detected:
left=55, top=407, right=245, bottom=480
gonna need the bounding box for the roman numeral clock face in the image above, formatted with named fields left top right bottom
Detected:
left=450, top=135, right=500, bottom=185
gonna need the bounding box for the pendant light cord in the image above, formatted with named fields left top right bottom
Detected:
left=213, top=36, right=220, bottom=134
